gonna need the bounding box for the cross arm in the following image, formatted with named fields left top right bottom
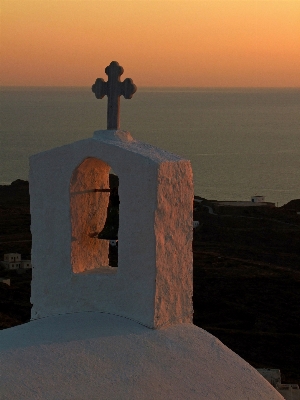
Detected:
left=92, top=78, right=107, bottom=99
left=120, top=78, right=137, bottom=99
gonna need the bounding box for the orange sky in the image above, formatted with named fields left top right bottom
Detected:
left=1, top=0, right=299, bottom=87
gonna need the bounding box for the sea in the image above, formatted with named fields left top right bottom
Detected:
left=0, top=87, right=299, bottom=206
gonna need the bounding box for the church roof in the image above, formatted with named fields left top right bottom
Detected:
left=0, top=311, right=282, bottom=399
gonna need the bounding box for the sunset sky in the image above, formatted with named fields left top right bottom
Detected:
left=1, top=0, right=299, bottom=87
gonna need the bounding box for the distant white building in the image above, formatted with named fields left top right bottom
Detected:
left=278, top=384, right=300, bottom=400
left=257, top=368, right=281, bottom=388
left=211, top=196, right=275, bottom=210
left=251, top=195, right=265, bottom=203
left=257, top=369, right=300, bottom=400
left=21, top=260, right=32, bottom=269
left=4, top=253, right=21, bottom=263
left=0, top=253, right=31, bottom=270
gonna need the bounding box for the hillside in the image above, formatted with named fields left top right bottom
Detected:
left=192, top=198, right=300, bottom=384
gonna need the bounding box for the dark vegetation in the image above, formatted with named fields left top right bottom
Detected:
left=0, top=180, right=299, bottom=384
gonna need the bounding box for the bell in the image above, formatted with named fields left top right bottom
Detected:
left=98, top=206, right=119, bottom=240
left=98, top=185, right=119, bottom=240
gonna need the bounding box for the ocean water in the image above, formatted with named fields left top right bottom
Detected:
left=0, top=87, right=299, bottom=206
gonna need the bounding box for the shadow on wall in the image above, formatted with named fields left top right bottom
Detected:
left=70, top=157, right=119, bottom=272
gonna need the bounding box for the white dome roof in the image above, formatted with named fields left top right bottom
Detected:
left=0, top=312, right=282, bottom=400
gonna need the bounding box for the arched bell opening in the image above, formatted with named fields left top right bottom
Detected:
left=70, top=157, right=119, bottom=274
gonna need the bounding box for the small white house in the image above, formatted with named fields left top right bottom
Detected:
left=1, top=254, right=31, bottom=270
left=7, top=262, right=21, bottom=270
left=251, top=196, right=265, bottom=203
left=257, top=368, right=281, bottom=388
left=257, top=369, right=300, bottom=400
left=277, top=384, right=300, bottom=400
left=4, top=253, right=21, bottom=263
left=21, top=260, right=32, bottom=269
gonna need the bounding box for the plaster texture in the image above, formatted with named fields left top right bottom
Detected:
left=0, top=312, right=283, bottom=400
left=29, top=130, right=193, bottom=329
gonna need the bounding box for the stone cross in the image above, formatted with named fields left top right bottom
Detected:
left=92, top=61, right=137, bottom=130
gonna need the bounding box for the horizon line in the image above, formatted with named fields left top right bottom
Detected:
left=1, top=85, right=299, bottom=90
